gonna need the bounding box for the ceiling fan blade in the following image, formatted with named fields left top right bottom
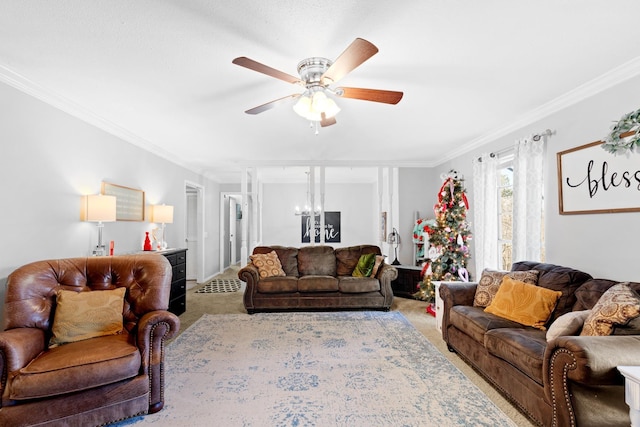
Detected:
left=321, top=38, right=379, bottom=85
left=320, top=113, right=337, bottom=127
left=336, top=87, right=403, bottom=104
left=232, top=57, right=301, bottom=85
left=245, top=94, right=300, bottom=115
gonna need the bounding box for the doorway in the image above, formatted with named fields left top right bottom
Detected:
left=185, top=182, right=205, bottom=283
left=220, top=193, right=242, bottom=270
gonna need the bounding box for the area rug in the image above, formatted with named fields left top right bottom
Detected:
left=114, top=312, right=516, bottom=427
left=194, top=278, right=241, bottom=293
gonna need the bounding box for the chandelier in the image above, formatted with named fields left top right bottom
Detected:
left=294, top=171, right=321, bottom=216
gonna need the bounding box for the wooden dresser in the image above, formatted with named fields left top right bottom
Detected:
left=157, top=248, right=187, bottom=315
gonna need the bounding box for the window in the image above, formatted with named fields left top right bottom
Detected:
left=496, top=156, right=545, bottom=270
left=497, top=160, right=513, bottom=270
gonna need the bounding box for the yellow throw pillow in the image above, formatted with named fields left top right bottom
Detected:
left=250, top=250, right=286, bottom=279
left=580, top=283, right=640, bottom=336
left=50, top=287, right=126, bottom=347
left=484, top=276, right=562, bottom=330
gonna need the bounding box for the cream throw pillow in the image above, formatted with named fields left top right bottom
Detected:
left=250, top=250, right=286, bottom=279
left=484, top=276, right=562, bottom=330
left=50, top=287, right=126, bottom=347
left=369, top=255, right=385, bottom=278
left=546, top=310, right=591, bottom=342
left=580, top=283, right=640, bottom=336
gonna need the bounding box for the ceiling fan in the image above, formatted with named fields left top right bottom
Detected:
left=232, top=38, right=403, bottom=131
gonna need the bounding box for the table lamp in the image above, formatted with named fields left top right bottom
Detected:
left=152, top=204, right=174, bottom=250
left=82, top=194, right=117, bottom=256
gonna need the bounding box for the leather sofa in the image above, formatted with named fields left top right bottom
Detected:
left=239, top=245, right=397, bottom=313
left=440, top=261, right=640, bottom=427
left=0, top=255, right=180, bottom=427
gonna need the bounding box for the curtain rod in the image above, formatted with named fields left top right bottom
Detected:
left=476, top=129, right=555, bottom=162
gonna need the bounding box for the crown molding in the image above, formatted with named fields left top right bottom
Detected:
left=434, top=56, right=640, bottom=166
left=2, top=55, right=639, bottom=176
left=0, top=64, right=202, bottom=175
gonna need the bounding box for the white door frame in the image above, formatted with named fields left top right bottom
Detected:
left=220, top=192, right=242, bottom=271
left=185, top=181, right=205, bottom=283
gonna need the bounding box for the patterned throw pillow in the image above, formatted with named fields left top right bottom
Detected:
left=50, top=287, right=126, bottom=347
left=250, top=250, right=286, bottom=279
left=352, top=253, right=377, bottom=277
left=484, top=277, right=562, bottom=330
left=473, top=268, right=539, bottom=307
left=580, top=283, right=640, bottom=336
left=369, top=255, right=385, bottom=278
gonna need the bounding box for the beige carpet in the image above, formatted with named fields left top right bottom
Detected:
left=178, top=265, right=535, bottom=427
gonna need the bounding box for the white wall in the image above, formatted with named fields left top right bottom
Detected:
left=396, top=167, right=440, bottom=265
left=0, top=81, right=221, bottom=321
left=433, top=74, right=640, bottom=281
left=261, top=182, right=378, bottom=248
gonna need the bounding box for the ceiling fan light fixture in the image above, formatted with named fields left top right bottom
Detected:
left=293, top=89, right=340, bottom=122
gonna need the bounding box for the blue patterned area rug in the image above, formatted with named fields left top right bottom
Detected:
left=115, top=312, right=515, bottom=427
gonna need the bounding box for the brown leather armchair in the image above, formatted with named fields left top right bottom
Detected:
left=0, top=255, right=180, bottom=427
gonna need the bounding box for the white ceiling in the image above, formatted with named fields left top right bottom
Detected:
left=2, top=1, right=640, bottom=183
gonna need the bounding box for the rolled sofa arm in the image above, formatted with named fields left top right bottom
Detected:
left=377, top=264, right=398, bottom=308
left=0, top=328, right=45, bottom=408
left=438, top=282, right=478, bottom=342
left=137, top=310, right=180, bottom=413
left=544, top=335, right=640, bottom=427
left=238, top=264, right=259, bottom=312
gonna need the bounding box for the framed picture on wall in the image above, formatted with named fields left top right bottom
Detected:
left=301, top=211, right=341, bottom=243
left=557, top=140, right=640, bottom=214
left=380, top=212, right=387, bottom=242
left=101, top=182, right=145, bottom=221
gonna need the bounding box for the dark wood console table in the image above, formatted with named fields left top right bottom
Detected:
left=390, top=265, right=422, bottom=299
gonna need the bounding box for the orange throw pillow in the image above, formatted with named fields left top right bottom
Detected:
left=484, top=276, right=562, bottom=330
left=250, top=251, right=286, bottom=279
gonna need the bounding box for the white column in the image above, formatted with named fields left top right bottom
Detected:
left=309, top=166, right=316, bottom=246
left=241, top=168, right=248, bottom=264
left=378, top=167, right=384, bottom=245
left=319, top=166, right=325, bottom=245
left=251, top=167, right=259, bottom=252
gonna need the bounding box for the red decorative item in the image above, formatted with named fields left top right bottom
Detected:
left=143, top=232, right=152, bottom=251
left=426, top=303, right=436, bottom=317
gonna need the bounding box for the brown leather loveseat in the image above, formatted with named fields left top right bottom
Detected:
left=239, top=245, right=397, bottom=313
left=440, top=261, right=640, bottom=427
left=0, top=255, right=180, bottom=427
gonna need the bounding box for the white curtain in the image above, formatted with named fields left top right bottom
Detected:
left=512, top=136, right=545, bottom=262
left=472, top=153, right=499, bottom=279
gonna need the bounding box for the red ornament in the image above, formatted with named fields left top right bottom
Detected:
left=426, top=303, right=436, bottom=317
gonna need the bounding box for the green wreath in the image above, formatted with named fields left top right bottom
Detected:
left=601, top=108, right=640, bottom=155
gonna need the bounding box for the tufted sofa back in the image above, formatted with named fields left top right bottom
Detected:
left=3, top=255, right=172, bottom=333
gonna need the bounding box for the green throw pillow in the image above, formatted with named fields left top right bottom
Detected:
left=352, top=253, right=377, bottom=277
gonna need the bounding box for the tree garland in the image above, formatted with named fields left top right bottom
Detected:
left=601, top=107, right=640, bottom=155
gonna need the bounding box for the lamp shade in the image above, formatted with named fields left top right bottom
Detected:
left=82, top=194, right=117, bottom=222
left=152, top=204, right=174, bottom=224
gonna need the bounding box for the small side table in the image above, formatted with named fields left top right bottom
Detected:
left=618, top=366, right=640, bottom=427
left=390, top=265, right=422, bottom=298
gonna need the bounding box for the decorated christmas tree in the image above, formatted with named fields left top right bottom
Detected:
left=414, top=170, right=472, bottom=302
left=430, top=170, right=472, bottom=281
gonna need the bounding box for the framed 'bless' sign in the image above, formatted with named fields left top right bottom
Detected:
left=557, top=140, right=640, bottom=214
